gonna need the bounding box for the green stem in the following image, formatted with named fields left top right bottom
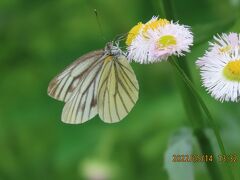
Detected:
left=170, top=58, right=234, bottom=180
left=170, top=58, right=226, bottom=155
left=170, top=58, right=223, bottom=180
left=160, top=0, right=234, bottom=179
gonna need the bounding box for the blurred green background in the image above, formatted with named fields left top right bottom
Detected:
left=0, top=0, right=240, bottom=179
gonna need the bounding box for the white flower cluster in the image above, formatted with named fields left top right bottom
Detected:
left=126, top=16, right=240, bottom=103
left=126, top=16, right=193, bottom=64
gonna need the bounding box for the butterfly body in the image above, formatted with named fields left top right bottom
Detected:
left=48, top=42, right=139, bottom=124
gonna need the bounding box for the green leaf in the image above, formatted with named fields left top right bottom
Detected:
left=164, top=128, right=194, bottom=180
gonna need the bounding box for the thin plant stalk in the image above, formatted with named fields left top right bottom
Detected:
left=170, top=58, right=224, bottom=180
left=160, top=0, right=234, bottom=179
left=170, top=58, right=234, bottom=180
left=170, top=58, right=226, bottom=154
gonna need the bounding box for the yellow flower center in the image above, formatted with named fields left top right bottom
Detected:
left=219, top=45, right=231, bottom=53
left=223, top=60, right=240, bottom=81
left=157, top=35, right=177, bottom=48
left=126, top=22, right=143, bottom=46
left=126, top=18, right=170, bottom=45
left=143, top=19, right=169, bottom=33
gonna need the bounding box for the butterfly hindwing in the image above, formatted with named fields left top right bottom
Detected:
left=97, top=55, right=139, bottom=123
left=47, top=50, right=104, bottom=102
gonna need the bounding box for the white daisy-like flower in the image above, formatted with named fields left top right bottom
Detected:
left=126, top=16, right=193, bottom=64
left=146, top=22, right=193, bottom=61
left=196, top=33, right=240, bottom=102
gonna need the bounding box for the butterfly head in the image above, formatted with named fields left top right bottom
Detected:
left=105, top=41, right=124, bottom=57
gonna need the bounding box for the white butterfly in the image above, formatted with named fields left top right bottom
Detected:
left=48, top=42, right=139, bottom=124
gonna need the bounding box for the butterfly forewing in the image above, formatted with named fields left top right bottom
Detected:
left=47, top=50, right=104, bottom=102
left=48, top=43, right=139, bottom=124
left=61, top=54, right=107, bottom=124
left=97, top=55, right=139, bottom=123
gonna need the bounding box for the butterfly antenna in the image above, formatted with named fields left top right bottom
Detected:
left=94, top=9, right=106, bottom=41
left=112, top=32, right=129, bottom=50
left=113, top=32, right=128, bottom=42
